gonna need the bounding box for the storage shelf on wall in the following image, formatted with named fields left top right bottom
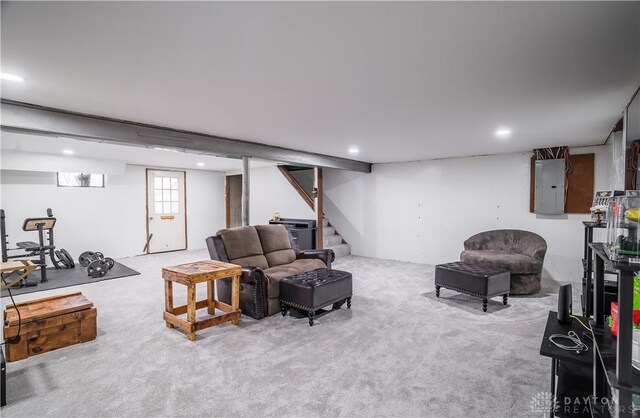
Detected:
left=588, top=243, right=638, bottom=418
left=590, top=323, right=640, bottom=394
left=582, top=222, right=618, bottom=317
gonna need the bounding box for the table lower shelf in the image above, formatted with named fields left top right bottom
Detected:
left=164, top=299, right=241, bottom=341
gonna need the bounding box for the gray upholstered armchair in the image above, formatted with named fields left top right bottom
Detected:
left=460, top=229, right=547, bottom=295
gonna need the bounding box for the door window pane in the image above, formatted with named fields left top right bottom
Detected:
left=152, top=175, right=181, bottom=215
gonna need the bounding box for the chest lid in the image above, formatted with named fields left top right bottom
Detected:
left=4, top=292, right=93, bottom=327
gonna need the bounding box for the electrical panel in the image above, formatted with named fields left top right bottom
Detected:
left=534, top=159, right=565, bottom=215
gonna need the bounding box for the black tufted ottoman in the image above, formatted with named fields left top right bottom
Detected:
left=279, top=268, right=352, bottom=326
left=435, top=262, right=510, bottom=312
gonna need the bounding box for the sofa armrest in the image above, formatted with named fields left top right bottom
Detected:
left=206, top=235, right=230, bottom=262
left=217, top=267, right=267, bottom=320
left=297, top=249, right=335, bottom=269
left=241, top=266, right=265, bottom=285
left=207, top=234, right=269, bottom=319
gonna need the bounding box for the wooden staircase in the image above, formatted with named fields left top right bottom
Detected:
left=278, top=166, right=351, bottom=258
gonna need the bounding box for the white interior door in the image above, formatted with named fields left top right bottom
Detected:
left=147, top=169, right=187, bottom=253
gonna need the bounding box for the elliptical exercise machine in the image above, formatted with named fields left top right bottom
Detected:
left=1, top=208, right=74, bottom=286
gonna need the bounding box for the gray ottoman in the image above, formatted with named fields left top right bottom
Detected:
left=435, top=262, right=510, bottom=312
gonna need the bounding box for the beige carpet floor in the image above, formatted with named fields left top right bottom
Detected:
left=1, top=249, right=566, bottom=417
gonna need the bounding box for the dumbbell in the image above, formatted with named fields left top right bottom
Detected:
left=79, top=251, right=115, bottom=278
left=79, top=251, right=100, bottom=267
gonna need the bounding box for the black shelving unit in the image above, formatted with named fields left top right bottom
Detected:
left=582, top=221, right=618, bottom=317
left=589, top=243, right=638, bottom=418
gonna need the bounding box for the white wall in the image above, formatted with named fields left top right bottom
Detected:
left=324, top=145, right=612, bottom=283
left=185, top=169, right=226, bottom=248
left=0, top=164, right=225, bottom=261
left=248, top=165, right=315, bottom=224
left=1, top=151, right=126, bottom=175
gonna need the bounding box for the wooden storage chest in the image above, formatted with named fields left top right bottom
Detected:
left=3, top=292, right=97, bottom=362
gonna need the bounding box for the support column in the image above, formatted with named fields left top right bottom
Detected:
left=242, top=157, right=250, bottom=226
left=314, top=167, right=323, bottom=249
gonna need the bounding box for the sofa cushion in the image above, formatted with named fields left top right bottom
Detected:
left=265, top=249, right=297, bottom=267
left=255, top=225, right=291, bottom=253
left=255, top=224, right=296, bottom=267
left=217, top=226, right=268, bottom=269
left=264, top=258, right=327, bottom=298
left=460, top=250, right=542, bottom=275
left=285, top=258, right=327, bottom=273
left=264, top=266, right=299, bottom=298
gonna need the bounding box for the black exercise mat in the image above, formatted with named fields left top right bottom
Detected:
left=1, top=261, right=140, bottom=298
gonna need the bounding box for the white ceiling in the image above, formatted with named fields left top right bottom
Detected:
left=1, top=1, right=638, bottom=164
left=0, top=131, right=274, bottom=172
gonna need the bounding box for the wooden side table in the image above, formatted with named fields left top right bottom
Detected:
left=162, top=260, right=242, bottom=341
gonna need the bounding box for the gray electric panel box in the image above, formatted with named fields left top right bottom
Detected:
left=534, top=159, right=565, bottom=214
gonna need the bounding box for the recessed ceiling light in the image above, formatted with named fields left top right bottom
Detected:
left=1, top=73, right=26, bottom=82
left=197, top=162, right=205, bottom=167
left=154, top=147, right=179, bottom=152
left=62, top=149, right=74, bottom=155
left=495, top=128, right=512, bottom=139
left=348, top=147, right=359, bottom=154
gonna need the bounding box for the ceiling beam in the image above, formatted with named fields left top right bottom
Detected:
left=0, top=100, right=372, bottom=173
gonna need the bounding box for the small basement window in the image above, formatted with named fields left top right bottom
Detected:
left=57, top=173, right=105, bottom=188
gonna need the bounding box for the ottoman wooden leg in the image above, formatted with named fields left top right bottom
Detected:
left=503, top=294, right=509, bottom=305
left=308, top=310, right=315, bottom=326
left=435, top=285, right=440, bottom=298
left=482, top=298, right=488, bottom=312
left=281, top=304, right=289, bottom=317
left=347, top=297, right=351, bottom=309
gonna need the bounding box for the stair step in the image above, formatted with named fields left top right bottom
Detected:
left=323, top=234, right=343, bottom=246
left=323, top=226, right=335, bottom=236
left=322, top=218, right=329, bottom=228
left=327, top=243, right=351, bottom=258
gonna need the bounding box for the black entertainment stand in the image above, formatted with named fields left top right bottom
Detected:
left=589, top=243, right=638, bottom=418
